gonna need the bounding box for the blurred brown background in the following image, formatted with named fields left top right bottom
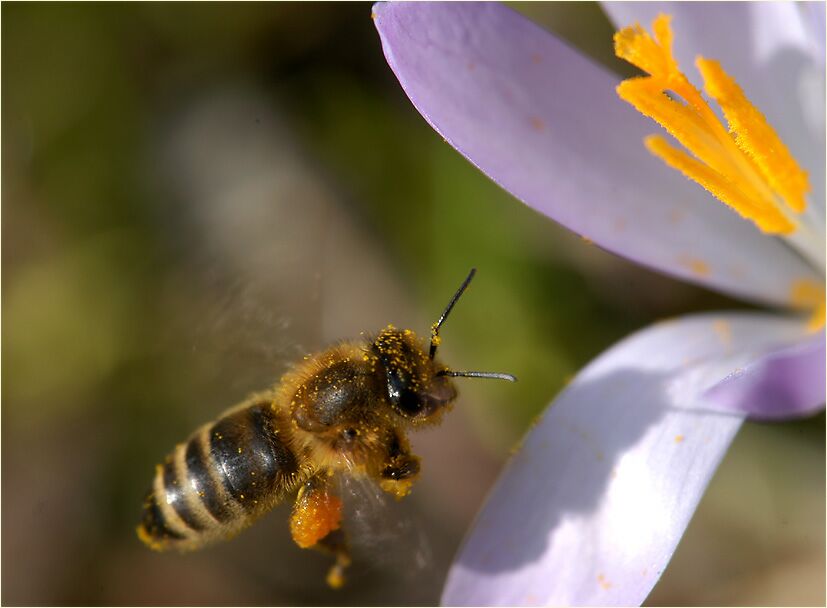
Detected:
left=2, top=2, right=823, bottom=605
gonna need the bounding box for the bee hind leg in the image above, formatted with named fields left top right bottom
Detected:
left=289, top=476, right=351, bottom=589
left=315, top=528, right=351, bottom=589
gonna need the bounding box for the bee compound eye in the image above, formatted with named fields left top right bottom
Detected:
left=397, top=390, right=422, bottom=416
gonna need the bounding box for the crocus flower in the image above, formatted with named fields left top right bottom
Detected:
left=373, top=2, right=825, bottom=605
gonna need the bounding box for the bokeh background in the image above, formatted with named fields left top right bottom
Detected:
left=3, top=2, right=824, bottom=605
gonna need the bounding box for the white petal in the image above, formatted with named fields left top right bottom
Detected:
left=442, top=312, right=812, bottom=606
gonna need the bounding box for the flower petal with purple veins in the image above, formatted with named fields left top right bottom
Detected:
left=702, top=331, right=826, bottom=420
left=441, top=312, right=813, bottom=606
left=373, top=2, right=819, bottom=307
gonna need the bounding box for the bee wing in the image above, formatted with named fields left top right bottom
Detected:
left=335, top=472, right=434, bottom=579
left=152, top=87, right=415, bottom=399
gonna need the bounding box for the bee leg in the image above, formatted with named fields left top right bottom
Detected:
left=379, top=454, right=421, bottom=499
left=316, top=528, right=351, bottom=589
left=376, top=430, right=421, bottom=499
left=289, top=475, right=351, bottom=589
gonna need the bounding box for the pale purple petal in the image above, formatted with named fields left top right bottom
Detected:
left=442, top=313, right=812, bottom=606
left=373, top=2, right=819, bottom=308
left=703, top=331, right=826, bottom=419
left=602, top=1, right=826, bottom=217
left=802, top=1, right=826, bottom=66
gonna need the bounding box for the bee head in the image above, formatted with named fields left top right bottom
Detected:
left=371, top=326, right=457, bottom=423
left=372, top=268, right=516, bottom=423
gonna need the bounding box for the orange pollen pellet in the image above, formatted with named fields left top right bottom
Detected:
left=290, top=490, right=343, bottom=549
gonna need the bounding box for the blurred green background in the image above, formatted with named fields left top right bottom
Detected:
left=2, top=2, right=823, bottom=605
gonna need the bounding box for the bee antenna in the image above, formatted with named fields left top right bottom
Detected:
left=430, top=268, right=476, bottom=360
left=436, top=370, right=517, bottom=382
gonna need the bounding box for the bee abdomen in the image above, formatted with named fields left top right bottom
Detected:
left=209, top=402, right=300, bottom=509
left=138, top=400, right=302, bottom=551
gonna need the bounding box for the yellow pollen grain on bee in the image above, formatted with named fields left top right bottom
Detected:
left=614, top=14, right=810, bottom=236
left=136, top=525, right=160, bottom=550
left=327, top=568, right=346, bottom=590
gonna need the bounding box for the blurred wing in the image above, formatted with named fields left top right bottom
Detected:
left=150, top=86, right=411, bottom=401
left=336, top=472, right=434, bottom=580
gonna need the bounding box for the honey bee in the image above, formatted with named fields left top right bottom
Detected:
left=137, top=268, right=515, bottom=588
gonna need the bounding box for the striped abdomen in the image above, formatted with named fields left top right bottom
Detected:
left=138, top=398, right=305, bottom=551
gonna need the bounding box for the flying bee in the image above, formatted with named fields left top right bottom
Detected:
left=137, top=268, right=516, bottom=588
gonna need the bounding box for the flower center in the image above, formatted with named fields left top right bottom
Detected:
left=614, top=14, right=825, bottom=329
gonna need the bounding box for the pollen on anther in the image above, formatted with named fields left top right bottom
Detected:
left=615, top=15, right=810, bottom=236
